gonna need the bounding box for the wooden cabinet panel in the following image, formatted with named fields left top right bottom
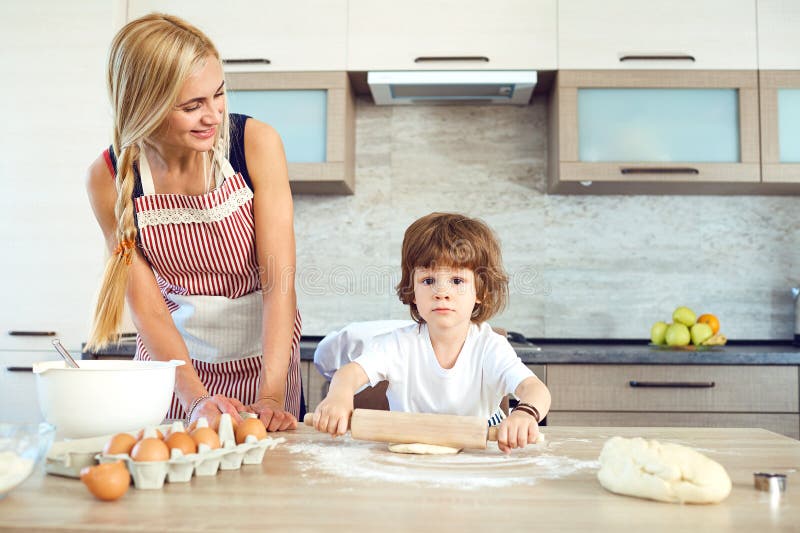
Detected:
left=547, top=412, right=799, bottom=440
left=526, top=365, right=546, bottom=383
left=127, top=0, right=347, bottom=71
left=757, top=0, right=800, bottom=69
left=305, top=361, right=329, bottom=413
left=559, top=0, right=757, bottom=70
left=548, top=364, right=799, bottom=413
left=347, top=0, right=556, bottom=70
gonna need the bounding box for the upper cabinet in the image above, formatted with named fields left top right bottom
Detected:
left=347, top=0, right=557, bottom=71
left=558, top=0, right=758, bottom=70
left=758, top=0, right=800, bottom=68
left=226, top=72, right=355, bottom=194
left=127, top=0, right=347, bottom=71
left=548, top=71, right=763, bottom=194
left=759, top=71, right=800, bottom=182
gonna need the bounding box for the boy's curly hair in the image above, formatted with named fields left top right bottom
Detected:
left=395, top=212, right=509, bottom=324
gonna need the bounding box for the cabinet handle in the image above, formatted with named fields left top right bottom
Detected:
left=414, top=56, right=490, bottom=63
left=619, top=54, right=695, bottom=62
left=222, top=58, right=271, bottom=65
left=8, top=330, right=57, bottom=337
left=629, top=381, right=715, bottom=388
left=6, top=366, right=33, bottom=372
left=620, top=167, right=700, bottom=175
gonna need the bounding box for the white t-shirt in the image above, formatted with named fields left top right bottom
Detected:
left=313, top=320, right=415, bottom=380
left=354, top=322, right=534, bottom=420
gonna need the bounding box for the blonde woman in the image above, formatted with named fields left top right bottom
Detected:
left=86, top=13, right=303, bottom=431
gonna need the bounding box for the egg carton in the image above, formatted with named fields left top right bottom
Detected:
left=45, top=425, right=169, bottom=479
left=97, top=414, right=285, bottom=489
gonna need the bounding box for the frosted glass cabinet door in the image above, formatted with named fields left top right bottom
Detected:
left=226, top=72, right=355, bottom=194
left=577, top=88, right=740, bottom=163
left=550, top=70, right=761, bottom=194
left=760, top=71, right=800, bottom=183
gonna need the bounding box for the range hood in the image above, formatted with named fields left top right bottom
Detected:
left=367, top=70, right=537, bottom=105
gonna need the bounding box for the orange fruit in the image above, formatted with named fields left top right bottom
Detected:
left=697, top=314, right=720, bottom=335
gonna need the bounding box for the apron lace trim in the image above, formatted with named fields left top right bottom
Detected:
left=136, top=186, right=254, bottom=228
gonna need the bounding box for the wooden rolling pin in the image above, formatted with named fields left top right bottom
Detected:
left=303, top=408, right=499, bottom=450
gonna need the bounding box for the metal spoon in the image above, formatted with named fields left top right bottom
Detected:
left=51, top=339, right=80, bottom=368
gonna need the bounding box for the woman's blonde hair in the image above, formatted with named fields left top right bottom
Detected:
left=396, top=212, right=509, bottom=324
left=87, top=13, right=230, bottom=349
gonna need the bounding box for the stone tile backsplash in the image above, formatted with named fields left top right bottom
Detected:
left=293, top=95, right=800, bottom=340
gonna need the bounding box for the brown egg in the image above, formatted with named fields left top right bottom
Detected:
left=135, top=428, right=164, bottom=441
left=131, top=437, right=170, bottom=462
left=165, top=431, right=197, bottom=455
left=235, top=418, right=267, bottom=444
left=191, top=427, right=221, bottom=449
left=80, top=461, right=130, bottom=501
left=102, top=433, right=137, bottom=455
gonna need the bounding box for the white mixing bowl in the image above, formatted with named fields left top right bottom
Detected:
left=33, top=359, right=185, bottom=438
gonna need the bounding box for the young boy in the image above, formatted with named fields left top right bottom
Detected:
left=313, top=213, right=551, bottom=453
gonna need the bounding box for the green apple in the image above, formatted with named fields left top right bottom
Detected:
left=665, top=323, right=691, bottom=346
left=690, top=323, right=714, bottom=346
left=650, top=321, right=668, bottom=345
left=672, top=306, right=697, bottom=327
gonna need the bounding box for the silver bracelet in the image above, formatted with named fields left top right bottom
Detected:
left=185, top=394, right=210, bottom=424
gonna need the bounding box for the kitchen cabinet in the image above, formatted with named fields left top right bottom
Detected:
left=226, top=71, right=355, bottom=194
left=759, top=71, right=800, bottom=183
left=126, top=0, right=347, bottom=71
left=757, top=0, right=800, bottom=69
left=301, top=360, right=329, bottom=412
left=558, top=0, right=758, bottom=70
left=0, top=1, right=114, bottom=354
left=0, top=351, right=60, bottom=424
left=347, top=0, right=557, bottom=71
left=547, top=70, right=770, bottom=194
left=545, top=364, right=800, bottom=439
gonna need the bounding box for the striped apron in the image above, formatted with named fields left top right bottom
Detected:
left=130, top=151, right=303, bottom=419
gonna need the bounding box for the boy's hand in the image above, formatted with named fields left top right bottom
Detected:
left=313, top=394, right=354, bottom=437
left=496, top=410, right=540, bottom=454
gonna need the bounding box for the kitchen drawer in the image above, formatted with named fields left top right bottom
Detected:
left=526, top=365, right=546, bottom=384
left=0, top=351, right=58, bottom=424
left=548, top=364, right=799, bottom=413
left=547, top=412, right=800, bottom=440
left=304, top=361, right=329, bottom=413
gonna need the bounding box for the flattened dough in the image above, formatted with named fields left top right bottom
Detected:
left=597, top=436, right=732, bottom=504
left=387, top=443, right=462, bottom=455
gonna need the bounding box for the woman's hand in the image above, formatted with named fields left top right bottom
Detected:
left=313, top=394, right=353, bottom=437
left=248, top=397, right=298, bottom=432
left=496, top=410, right=540, bottom=454
left=188, top=394, right=246, bottom=431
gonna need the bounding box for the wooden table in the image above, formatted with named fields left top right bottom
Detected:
left=1, top=426, right=798, bottom=532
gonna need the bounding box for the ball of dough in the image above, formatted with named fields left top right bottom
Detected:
left=387, top=443, right=462, bottom=455
left=597, top=436, right=731, bottom=504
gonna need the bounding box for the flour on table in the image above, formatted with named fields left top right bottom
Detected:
left=0, top=451, right=35, bottom=494
left=286, top=435, right=597, bottom=489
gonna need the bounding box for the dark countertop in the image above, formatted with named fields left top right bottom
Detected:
left=82, top=338, right=800, bottom=365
